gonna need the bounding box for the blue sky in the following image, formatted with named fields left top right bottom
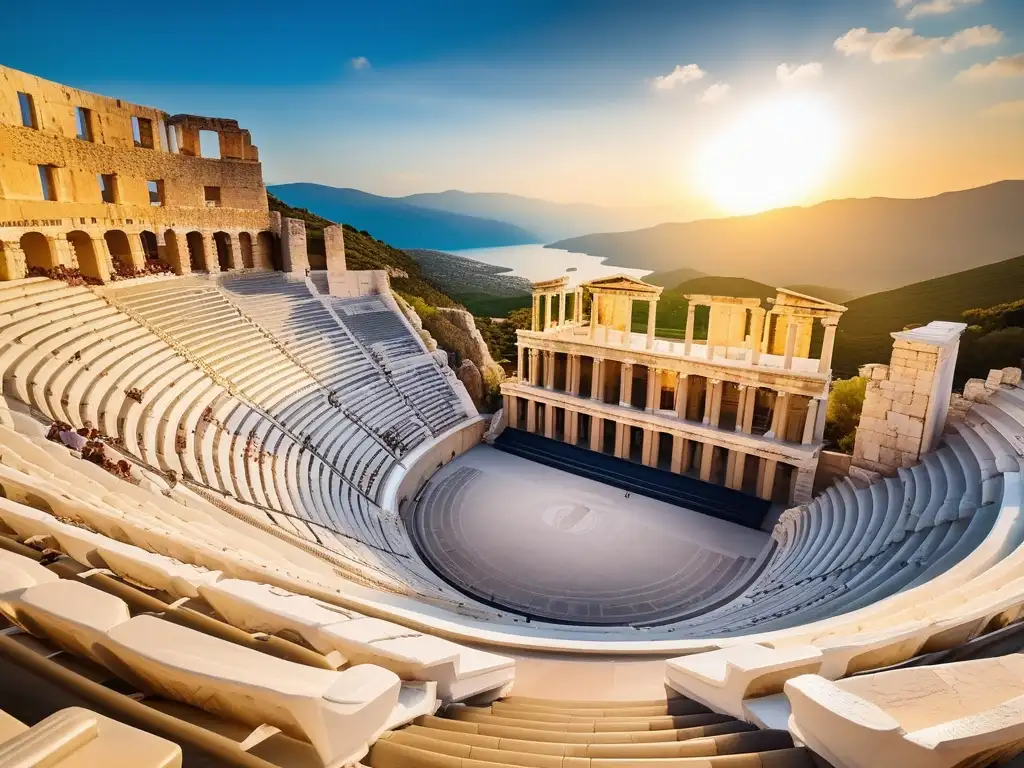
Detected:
left=5, top=0, right=1023, bottom=215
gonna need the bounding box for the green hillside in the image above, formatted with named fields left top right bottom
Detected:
left=832, top=254, right=1024, bottom=380
left=666, top=276, right=776, bottom=300
left=267, top=193, right=455, bottom=308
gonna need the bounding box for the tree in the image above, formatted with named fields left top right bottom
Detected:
left=824, top=376, right=867, bottom=454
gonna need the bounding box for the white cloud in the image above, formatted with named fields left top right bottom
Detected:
left=777, top=62, right=824, bottom=85
left=699, top=82, right=731, bottom=103
left=652, top=63, right=706, bottom=90
left=957, top=53, right=1024, bottom=81
left=350, top=56, right=371, bottom=70
left=834, top=25, right=1002, bottom=63
left=984, top=99, right=1024, bottom=117
left=905, top=0, right=983, bottom=20
left=894, top=0, right=915, bottom=7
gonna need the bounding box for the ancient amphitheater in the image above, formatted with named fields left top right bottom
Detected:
left=0, top=64, right=1023, bottom=768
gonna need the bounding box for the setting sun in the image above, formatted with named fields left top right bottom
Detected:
left=698, top=98, right=842, bottom=215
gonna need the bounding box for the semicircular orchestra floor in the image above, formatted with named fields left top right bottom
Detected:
left=407, top=445, right=768, bottom=625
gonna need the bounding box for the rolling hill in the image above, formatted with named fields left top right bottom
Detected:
left=269, top=183, right=538, bottom=250
left=832, top=253, right=1024, bottom=380
left=548, top=181, right=1024, bottom=296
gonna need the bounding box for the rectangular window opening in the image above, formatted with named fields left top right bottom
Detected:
left=18, top=92, right=37, bottom=128
left=132, top=116, right=154, bottom=148
left=148, top=179, right=164, bottom=206
left=199, top=130, right=221, bottom=159
left=75, top=106, right=93, bottom=141
left=98, top=173, right=118, bottom=204
left=38, top=165, right=57, bottom=201
left=204, top=186, right=221, bottom=207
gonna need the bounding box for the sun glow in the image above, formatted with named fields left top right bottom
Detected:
left=697, top=97, right=841, bottom=215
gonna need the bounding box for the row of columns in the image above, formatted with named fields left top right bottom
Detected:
left=531, top=287, right=583, bottom=331
left=587, top=294, right=659, bottom=351
left=518, top=345, right=825, bottom=448
left=505, top=391, right=803, bottom=502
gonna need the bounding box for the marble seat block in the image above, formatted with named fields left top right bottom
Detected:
left=99, top=614, right=401, bottom=767
left=787, top=656, right=1024, bottom=768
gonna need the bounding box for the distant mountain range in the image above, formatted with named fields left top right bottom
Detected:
left=268, top=184, right=538, bottom=250
left=548, top=181, right=1024, bottom=296
left=399, top=190, right=676, bottom=242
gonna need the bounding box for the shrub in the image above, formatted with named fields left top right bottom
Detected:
left=824, top=376, right=866, bottom=454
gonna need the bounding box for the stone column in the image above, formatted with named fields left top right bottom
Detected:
left=650, top=431, right=661, bottom=467
left=681, top=439, right=694, bottom=473
left=728, top=451, right=746, bottom=490
left=783, top=321, right=799, bottom=369
left=566, top=410, right=578, bottom=445
left=802, top=396, right=820, bottom=445
left=517, top=345, right=525, bottom=380
left=507, top=395, right=519, bottom=428
left=590, top=417, right=603, bottom=452
left=641, top=429, right=655, bottom=467
left=702, top=379, right=715, bottom=425
left=698, top=441, right=714, bottom=482
left=645, top=368, right=658, bottom=413
left=526, top=400, right=537, bottom=432
left=575, top=288, right=583, bottom=323
left=766, top=391, right=783, bottom=438
left=709, top=380, right=723, bottom=428
left=735, top=385, right=748, bottom=433
left=544, top=404, right=554, bottom=438
left=127, top=233, right=148, bottom=272
left=589, top=295, right=599, bottom=340
left=558, top=289, right=566, bottom=326
left=675, top=374, right=689, bottom=420
left=758, top=459, right=778, bottom=501
left=590, top=358, right=603, bottom=401
left=614, top=422, right=627, bottom=459
left=623, top=298, right=634, bottom=347
left=529, top=349, right=540, bottom=386
left=51, top=234, right=76, bottom=269
left=750, top=308, right=765, bottom=365
left=819, top=319, right=838, bottom=374
left=793, top=465, right=815, bottom=504
left=228, top=232, right=244, bottom=270
left=201, top=231, right=220, bottom=273
left=0, top=243, right=27, bottom=281
left=725, top=450, right=738, bottom=490
left=684, top=303, right=696, bottom=356
left=620, top=363, right=633, bottom=407
left=814, top=395, right=827, bottom=442
left=532, top=294, right=540, bottom=331
left=775, top=393, right=791, bottom=443
left=670, top=436, right=685, bottom=473
left=544, top=351, right=555, bottom=389
left=742, top=386, right=756, bottom=433
left=646, top=299, right=657, bottom=350
left=568, top=355, right=580, bottom=395
left=89, top=236, right=113, bottom=282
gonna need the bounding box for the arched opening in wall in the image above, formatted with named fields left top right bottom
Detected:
left=67, top=230, right=103, bottom=282
left=255, top=231, right=275, bottom=270
left=185, top=231, right=205, bottom=271
left=104, top=230, right=132, bottom=273
left=238, top=232, right=254, bottom=269
left=20, top=232, right=55, bottom=273
left=139, top=231, right=159, bottom=262
left=163, top=230, right=185, bottom=274
left=213, top=231, right=232, bottom=271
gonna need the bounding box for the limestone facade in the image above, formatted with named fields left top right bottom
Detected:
left=501, top=275, right=847, bottom=504
left=852, top=321, right=967, bottom=475
left=0, top=65, right=279, bottom=282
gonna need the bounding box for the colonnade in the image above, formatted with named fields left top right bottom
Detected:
left=507, top=346, right=824, bottom=503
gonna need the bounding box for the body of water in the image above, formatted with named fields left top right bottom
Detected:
left=447, top=244, right=650, bottom=285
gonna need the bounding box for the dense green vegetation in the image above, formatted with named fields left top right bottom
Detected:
left=832, top=254, right=1024, bottom=382
left=475, top=308, right=532, bottom=368
left=824, top=377, right=867, bottom=454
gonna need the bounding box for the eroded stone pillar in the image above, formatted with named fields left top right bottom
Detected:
left=819, top=319, right=838, bottom=374
left=589, top=296, right=599, bottom=340
left=529, top=349, right=540, bottom=386
left=544, top=403, right=554, bottom=438
left=802, top=396, right=820, bottom=445
left=619, top=363, right=633, bottom=407
left=590, top=416, right=603, bottom=452
left=532, top=294, right=540, bottom=331
left=89, top=236, right=112, bottom=282
left=641, top=429, right=655, bottom=466
left=526, top=400, right=537, bottom=432
left=568, top=354, right=580, bottom=395
left=709, top=380, right=723, bottom=428
left=698, top=442, right=714, bottom=482
left=783, top=321, right=799, bottom=369
left=590, top=358, right=603, bottom=401
left=566, top=410, right=578, bottom=444
left=675, top=374, right=689, bottom=420
left=517, top=345, right=524, bottom=380
left=201, top=231, right=220, bottom=274
left=742, top=387, right=757, bottom=433
left=775, top=392, right=791, bottom=442
left=645, top=367, right=658, bottom=412
left=507, top=395, right=519, bottom=428
left=670, top=435, right=684, bottom=473
left=614, top=421, right=627, bottom=459
left=0, top=243, right=27, bottom=281
left=544, top=351, right=555, bottom=389
left=52, top=234, right=76, bottom=269
left=228, top=232, right=244, bottom=270
left=646, top=299, right=657, bottom=350
left=758, top=458, right=778, bottom=500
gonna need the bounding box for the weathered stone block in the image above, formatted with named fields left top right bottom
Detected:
left=985, top=369, right=1004, bottom=390
left=1002, top=367, right=1022, bottom=386
left=963, top=379, right=990, bottom=403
